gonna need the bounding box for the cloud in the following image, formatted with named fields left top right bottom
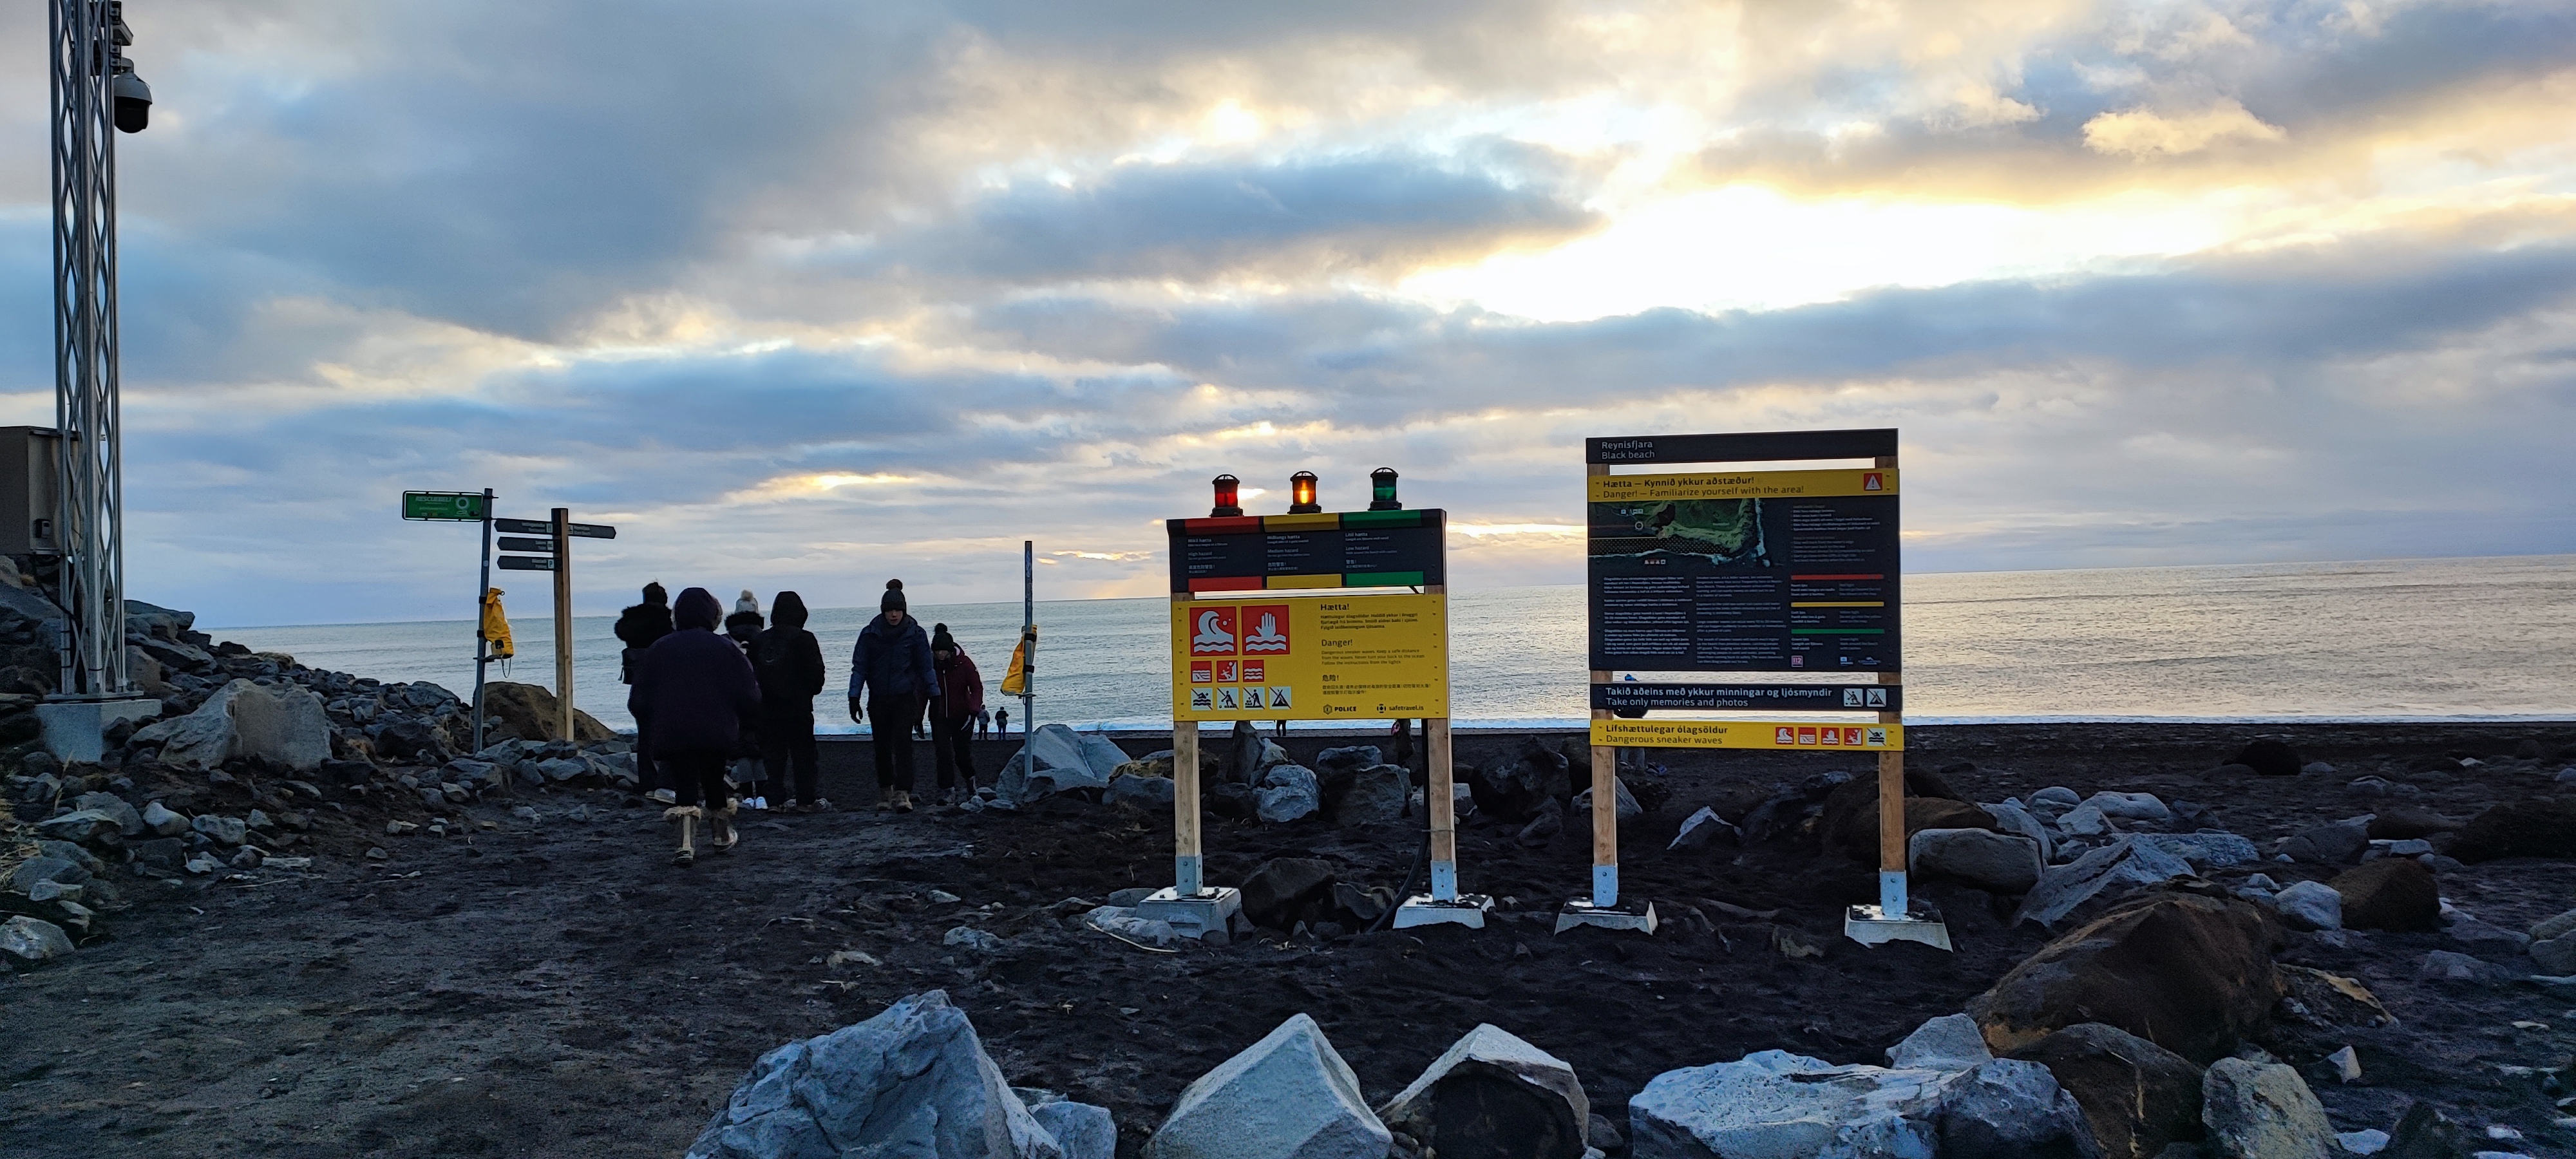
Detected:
left=2082, top=98, right=2286, bottom=156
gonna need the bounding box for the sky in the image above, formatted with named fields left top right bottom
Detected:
left=0, top=0, right=2570, bottom=627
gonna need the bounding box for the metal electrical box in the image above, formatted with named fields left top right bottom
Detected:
left=0, top=427, right=62, bottom=558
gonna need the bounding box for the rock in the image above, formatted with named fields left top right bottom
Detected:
left=477, top=681, right=614, bottom=742
left=1911, top=829, right=2045, bottom=894
left=1, top=915, right=75, bottom=961
left=1819, top=776, right=1993, bottom=863
left=1206, top=782, right=1258, bottom=820
left=1975, top=893, right=2284, bottom=1063
left=1108, top=887, right=1156, bottom=908
left=2328, top=859, right=2439, bottom=932
left=2007, top=1022, right=2204, bottom=1159
left=140, top=799, right=187, bottom=836
left=2365, top=809, right=2461, bottom=840
left=1887, top=1013, right=1993, bottom=1071
left=2133, top=833, right=2260, bottom=871
left=2031, top=786, right=2083, bottom=811
left=1230, top=721, right=1291, bottom=785
left=230, top=846, right=265, bottom=869
left=1030, top=1101, right=1115, bottom=1159
left=2274, top=966, right=2394, bottom=1030
left=1312, top=745, right=1382, bottom=780
left=1668, top=806, right=1738, bottom=851
left=2531, top=907, right=2576, bottom=942
left=943, top=927, right=1002, bottom=953
left=1516, top=806, right=1563, bottom=847
left=1105, top=773, right=1178, bottom=810
left=685, top=990, right=1059, bottom=1158
left=73, top=791, right=143, bottom=836
left=1257, top=764, right=1321, bottom=824
left=384, top=819, right=419, bottom=836
left=2200, top=1058, right=2331, bottom=1159
left=131, top=677, right=331, bottom=771
left=2058, top=804, right=2113, bottom=836
left=2416, top=950, right=2508, bottom=983
left=2449, top=798, right=2576, bottom=862
left=533, top=757, right=586, bottom=783
left=2228, top=740, right=2304, bottom=777
left=1146, top=1013, right=1390, bottom=1159
left=1627, top=1048, right=2088, bottom=1159
left=2278, top=821, right=2369, bottom=866
left=1981, top=800, right=2055, bottom=862
left=2324, top=1046, right=2360, bottom=1084
left=33, top=809, right=124, bottom=847
left=2531, top=934, right=2576, bottom=975
left=1326, top=764, right=1408, bottom=827
left=1571, top=778, right=1643, bottom=824
left=1376, top=1023, right=1589, bottom=1159
left=1470, top=737, right=1568, bottom=823
left=2082, top=793, right=2172, bottom=823
left=2271, top=882, right=2342, bottom=931
left=1933, top=1058, right=2099, bottom=1159
left=998, top=723, right=1128, bottom=806
left=184, top=852, right=220, bottom=874
left=1328, top=882, right=1392, bottom=929
left=1083, top=907, right=1184, bottom=948
left=1240, top=858, right=1338, bottom=930
left=26, top=878, right=79, bottom=903
left=191, top=813, right=247, bottom=846
left=2014, top=836, right=2197, bottom=927
left=2300, top=762, right=2338, bottom=777
left=2382, top=1102, right=2470, bottom=1159
left=2335, top=1128, right=2388, bottom=1155
left=5, top=855, right=86, bottom=894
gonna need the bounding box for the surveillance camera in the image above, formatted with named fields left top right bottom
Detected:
left=112, top=70, right=151, bottom=133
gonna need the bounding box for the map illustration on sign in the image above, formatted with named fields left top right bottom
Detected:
left=1591, top=497, right=1768, bottom=567
left=1191, top=608, right=1238, bottom=654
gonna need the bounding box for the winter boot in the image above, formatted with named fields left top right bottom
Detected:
left=876, top=787, right=896, bottom=812
left=708, top=800, right=740, bottom=854
left=665, top=806, right=701, bottom=867
left=892, top=789, right=914, bottom=813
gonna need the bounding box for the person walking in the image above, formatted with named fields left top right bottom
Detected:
left=976, top=706, right=991, bottom=740
left=629, top=587, right=760, bottom=865
left=849, top=579, right=934, bottom=813
left=753, top=591, right=828, bottom=811
left=994, top=706, right=1009, bottom=736
left=614, top=582, right=676, bottom=803
left=724, top=591, right=772, bottom=807
left=927, top=624, right=985, bottom=805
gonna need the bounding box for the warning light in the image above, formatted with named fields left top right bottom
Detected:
left=1368, top=467, right=1401, bottom=511
left=1288, top=471, right=1320, bottom=514
left=1210, top=474, right=1242, bottom=517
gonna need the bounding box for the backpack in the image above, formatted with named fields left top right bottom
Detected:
left=754, top=628, right=806, bottom=694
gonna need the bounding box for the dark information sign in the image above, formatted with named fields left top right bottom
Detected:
left=1168, top=509, right=1445, bottom=593
left=1587, top=466, right=1899, bottom=672
left=497, top=556, right=556, bottom=571
left=1592, top=683, right=1899, bottom=713
left=495, top=518, right=616, bottom=539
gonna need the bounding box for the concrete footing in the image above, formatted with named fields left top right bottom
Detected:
left=37, top=696, right=161, bottom=763
left=1555, top=899, right=1658, bottom=935
left=1137, top=886, right=1242, bottom=940
left=1843, top=904, right=1954, bottom=950
left=1392, top=893, right=1493, bottom=930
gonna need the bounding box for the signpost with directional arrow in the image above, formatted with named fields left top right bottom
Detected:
left=406, top=493, right=618, bottom=744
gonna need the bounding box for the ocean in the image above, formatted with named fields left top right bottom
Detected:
left=209, top=555, right=2576, bottom=734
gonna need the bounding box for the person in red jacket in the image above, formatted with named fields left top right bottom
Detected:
left=927, top=623, right=985, bottom=806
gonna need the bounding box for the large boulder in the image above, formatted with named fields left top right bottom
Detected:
left=2278, top=820, right=2369, bottom=866
left=685, top=990, right=1062, bottom=1159
left=1329, top=764, right=1410, bottom=827
left=2078, top=793, right=2172, bottom=823
left=33, top=809, right=126, bottom=848
left=1377, top=1024, right=1588, bottom=1159
left=1909, top=828, right=2044, bottom=894
left=2328, top=858, right=2439, bottom=932
left=1104, top=773, right=1178, bottom=811
left=1981, top=800, right=2056, bottom=863
left=1972, top=893, right=2286, bottom=1064
left=996, top=724, right=1128, bottom=806
left=1230, top=721, right=1289, bottom=786
left=2228, top=739, right=2304, bottom=777
left=1627, top=1050, right=2091, bottom=1159
left=131, top=677, right=330, bottom=771
left=1571, top=777, right=1643, bottom=823
left=1934, top=1059, right=2099, bottom=1158
left=1470, top=738, right=1568, bottom=823
left=2014, top=836, right=2196, bottom=927
left=1241, top=858, right=1338, bottom=931
left=1257, top=764, right=1321, bottom=824
left=1886, top=1014, right=1993, bottom=1071
left=477, top=681, right=612, bottom=742
left=1145, top=1013, right=1390, bottom=1159
left=2270, top=881, right=2342, bottom=932
left=2200, top=1059, right=2331, bottom=1159
left=1819, top=777, right=1993, bottom=863
left=2448, top=798, right=2576, bottom=862
left=2007, top=1023, right=2204, bottom=1159
left=1028, top=1100, right=1115, bottom=1159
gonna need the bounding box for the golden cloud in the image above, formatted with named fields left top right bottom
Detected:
left=2082, top=99, right=2286, bottom=158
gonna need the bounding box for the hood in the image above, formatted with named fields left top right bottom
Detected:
left=772, top=591, right=809, bottom=629
left=674, top=587, right=723, bottom=631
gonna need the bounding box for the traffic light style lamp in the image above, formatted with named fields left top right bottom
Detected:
left=1288, top=471, right=1321, bottom=514
left=1209, top=474, right=1242, bottom=518
left=1369, top=467, right=1401, bottom=511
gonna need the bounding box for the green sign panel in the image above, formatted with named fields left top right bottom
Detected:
left=402, top=491, right=487, bottom=522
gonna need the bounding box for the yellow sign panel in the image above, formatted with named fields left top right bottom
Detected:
left=1591, top=718, right=1905, bottom=751
left=1171, top=593, right=1448, bottom=721
left=1587, top=468, right=1898, bottom=502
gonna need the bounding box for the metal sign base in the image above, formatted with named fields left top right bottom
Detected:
left=1844, top=904, right=1954, bottom=951
left=1393, top=893, right=1493, bottom=930
left=1137, top=887, right=1241, bottom=940
left=1555, top=899, right=1658, bottom=935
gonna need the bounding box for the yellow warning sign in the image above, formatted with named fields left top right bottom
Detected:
left=1590, top=718, right=1905, bottom=751
left=1587, top=467, right=1897, bottom=502
left=1171, top=593, right=1448, bottom=721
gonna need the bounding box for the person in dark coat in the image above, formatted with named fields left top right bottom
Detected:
left=723, top=590, right=771, bottom=807
left=927, top=624, right=986, bottom=805
left=754, top=591, right=829, bottom=811
left=614, top=582, right=676, bottom=801
left=629, top=587, right=761, bottom=865
left=848, top=579, right=934, bottom=813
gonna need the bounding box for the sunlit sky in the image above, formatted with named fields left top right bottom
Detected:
left=0, top=1, right=2570, bottom=625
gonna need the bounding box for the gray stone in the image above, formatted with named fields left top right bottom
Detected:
left=2014, top=836, right=2195, bottom=927
left=1329, top=764, right=1410, bottom=827
left=2134, top=832, right=2262, bottom=871
left=33, top=809, right=124, bottom=847
left=1146, top=1012, right=1389, bottom=1159
left=2278, top=821, right=2369, bottom=866
left=943, top=927, right=1003, bottom=953
left=1256, top=764, right=1321, bottom=824
left=685, top=990, right=1061, bottom=1159
left=73, top=791, right=143, bottom=837
left=1312, top=746, right=1382, bottom=779
left=1107, top=887, right=1157, bottom=908
left=131, top=677, right=330, bottom=771
left=2271, top=882, right=2343, bottom=932
left=5, top=855, right=87, bottom=894
left=1106, top=773, right=1178, bottom=810
left=2334, top=1129, right=2388, bottom=1155
left=2528, top=933, right=2576, bottom=975
left=1571, top=778, right=1642, bottom=822
left=0, top=915, right=75, bottom=961
left=1668, top=806, right=1738, bottom=851
left=1933, top=1059, right=2098, bottom=1158
left=140, top=799, right=187, bottom=836
left=2058, top=804, right=2112, bottom=836
left=2417, top=950, right=2510, bottom=983
left=996, top=723, right=1127, bottom=805
left=2200, top=1058, right=2331, bottom=1159
left=192, top=813, right=247, bottom=846
left=1980, top=800, right=2054, bottom=862
left=1031, top=1102, right=1115, bottom=1159
left=2530, top=907, right=2576, bottom=943
left=2031, top=786, right=2082, bottom=811
left=184, top=852, right=220, bottom=874
left=535, top=757, right=587, bottom=782
left=2300, top=762, right=2339, bottom=777
left=26, top=878, right=80, bottom=903
left=1886, top=1013, right=1993, bottom=1072
left=37, top=840, right=102, bottom=874
left=1378, top=1023, right=1589, bottom=1159
left=1629, top=1049, right=2085, bottom=1159
left=1910, top=828, right=2045, bottom=894
left=2081, top=792, right=2172, bottom=823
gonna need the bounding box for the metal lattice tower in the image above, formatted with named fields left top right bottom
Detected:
left=50, top=0, right=144, bottom=698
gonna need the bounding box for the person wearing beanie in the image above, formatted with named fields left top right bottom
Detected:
left=849, top=579, right=935, bottom=812
left=753, top=591, right=829, bottom=811
left=614, top=582, right=677, bottom=802
left=629, top=586, right=761, bottom=865
left=721, top=590, right=772, bottom=807
left=927, top=623, right=985, bottom=805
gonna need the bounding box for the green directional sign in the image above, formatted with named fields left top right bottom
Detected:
left=402, top=491, right=488, bottom=522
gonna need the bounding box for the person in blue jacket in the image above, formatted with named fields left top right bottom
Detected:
left=849, top=579, right=936, bottom=813
left=629, top=587, right=761, bottom=865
